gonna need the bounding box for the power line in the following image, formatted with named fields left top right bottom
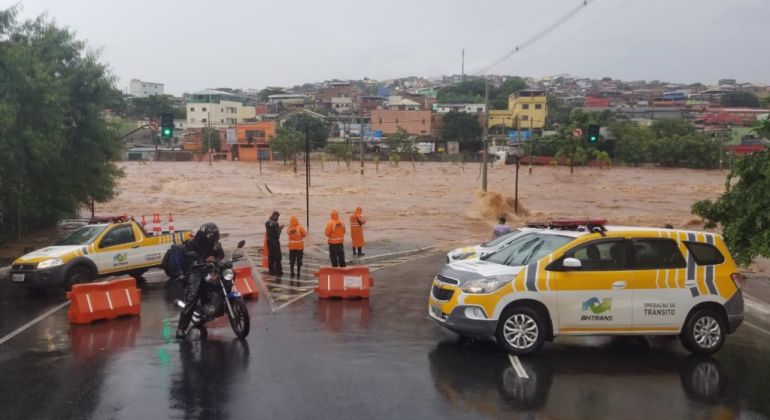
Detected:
left=472, top=0, right=597, bottom=76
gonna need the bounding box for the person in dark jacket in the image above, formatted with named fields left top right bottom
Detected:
left=266, top=211, right=285, bottom=276
left=176, top=222, right=225, bottom=339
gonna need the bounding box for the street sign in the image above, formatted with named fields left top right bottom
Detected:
left=362, top=130, right=382, bottom=142
left=148, top=121, right=159, bottom=131
left=226, top=129, right=237, bottom=145
left=508, top=131, right=519, bottom=143
left=521, top=130, right=531, bottom=140
left=572, top=127, right=583, bottom=138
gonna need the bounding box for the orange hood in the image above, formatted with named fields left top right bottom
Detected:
left=355, top=206, right=362, bottom=215
left=290, top=216, right=299, bottom=227
left=331, top=210, right=339, bottom=220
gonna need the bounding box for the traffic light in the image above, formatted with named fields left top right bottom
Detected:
left=587, top=124, right=600, bottom=142
left=161, top=113, right=174, bottom=138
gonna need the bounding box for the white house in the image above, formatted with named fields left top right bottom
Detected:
left=130, top=79, right=164, bottom=98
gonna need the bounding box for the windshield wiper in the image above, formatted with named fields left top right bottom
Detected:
left=521, top=242, right=544, bottom=266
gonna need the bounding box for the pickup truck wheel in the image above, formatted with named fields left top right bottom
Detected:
left=63, top=267, right=92, bottom=292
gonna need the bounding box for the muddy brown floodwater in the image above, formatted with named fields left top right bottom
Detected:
left=4, top=160, right=754, bottom=270
left=102, top=160, right=727, bottom=246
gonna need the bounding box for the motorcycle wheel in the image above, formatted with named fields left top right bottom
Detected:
left=228, top=298, right=250, bottom=339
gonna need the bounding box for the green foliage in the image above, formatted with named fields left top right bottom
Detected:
left=130, top=94, right=180, bottom=119
left=719, top=91, right=761, bottom=108
left=609, top=120, right=719, bottom=168
left=324, top=143, right=352, bottom=165
left=490, top=77, right=527, bottom=110
left=283, top=113, right=330, bottom=149
left=436, top=77, right=526, bottom=110
left=593, top=150, right=611, bottom=169
left=270, top=126, right=303, bottom=165
left=692, top=149, right=770, bottom=266
left=385, top=128, right=418, bottom=155
left=258, top=87, right=287, bottom=102
left=391, top=154, right=401, bottom=166
left=201, top=127, right=222, bottom=152
left=442, top=111, right=481, bottom=143
left=0, top=6, right=124, bottom=236
left=651, top=118, right=695, bottom=138
left=751, top=114, right=770, bottom=139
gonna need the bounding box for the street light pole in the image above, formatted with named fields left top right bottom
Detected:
left=305, top=123, right=310, bottom=229
left=482, top=78, right=490, bottom=191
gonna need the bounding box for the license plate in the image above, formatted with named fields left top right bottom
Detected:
left=12, top=274, right=25, bottom=282
left=431, top=303, right=443, bottom=317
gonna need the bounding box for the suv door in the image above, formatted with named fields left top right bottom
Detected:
left=97, top=224, right=138, bottom=272
left=554, top=238, right=633, bottom=332
left=630, top=236, right=692, bottom=332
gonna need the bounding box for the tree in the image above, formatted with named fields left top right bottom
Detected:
left=593, top=150, right=611, bottom=169
left=270, top=126, right=303, bottom=167
left=385, top=128, right=418, bottom=157
left=324, top=143, right=352, bottom=166
left=175, top=105, right=187, bottom=119
left=442, top=111, right=481, bottom=143
left=490, top=77, right=527, bottom=110
left=130, top=94, right=179, bottom=119
left=720, top=91, right=761, bottom=108
left=284, top=113, right=330, bottom=149
left=692, top=149, right=770, bottom=266
left=259, top=87, right=287, bottom=102
left=651, top=118, right=695, bottom=139
left=436, top=80, right=487, bottom=104
left=201, top=127, right=222, bottom=153
left=0, top=6, right=124, bottom=237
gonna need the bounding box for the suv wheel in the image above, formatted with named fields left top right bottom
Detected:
left=681, top=309, right=726, bottom=355
left=496, top=307, right=546, bottom=355
left=63, top=267, right=92, bottom=292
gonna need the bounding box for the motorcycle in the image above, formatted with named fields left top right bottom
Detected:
left=175, top=240, right=250, bottom=339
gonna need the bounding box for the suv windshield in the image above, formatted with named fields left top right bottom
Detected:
left=481, top=229, right=521, bottom=248
left=54, top=226, right=107, bottom=246
left=484, top=233, right=574, bottom=267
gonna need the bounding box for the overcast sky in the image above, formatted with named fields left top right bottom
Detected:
left=12, top=0, right=770, bottom=95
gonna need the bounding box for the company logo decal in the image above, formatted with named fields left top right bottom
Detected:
left=581, top=297, right=613, bottom=321
left=113, top=253, right=128, bottom=266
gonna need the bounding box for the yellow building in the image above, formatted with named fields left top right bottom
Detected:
left=488, top=89, right=548, bottom=133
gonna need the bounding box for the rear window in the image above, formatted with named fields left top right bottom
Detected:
left=684, top=242, right=725, bottom=266
left=633, top=238, right=686, bottom=270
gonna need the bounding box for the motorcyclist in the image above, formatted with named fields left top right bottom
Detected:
left=176, top=222, right=225, bottom=339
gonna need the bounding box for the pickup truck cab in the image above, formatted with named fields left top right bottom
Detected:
left=10, top=216, right=191, bottom=292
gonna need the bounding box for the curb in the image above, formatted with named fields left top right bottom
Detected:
left=744, top=294, right=770, bottom=325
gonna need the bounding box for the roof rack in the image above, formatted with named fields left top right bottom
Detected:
left=88, top=214, right=128, bottom=224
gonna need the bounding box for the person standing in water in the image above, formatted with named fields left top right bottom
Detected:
left=287, top=216, right=307, bottom=278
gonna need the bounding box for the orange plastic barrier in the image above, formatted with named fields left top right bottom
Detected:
left=314, top=266, right=374, bottom=299
left=232, top=266, right=259, bottom=299
left=66, top=278, right=141, bottom=324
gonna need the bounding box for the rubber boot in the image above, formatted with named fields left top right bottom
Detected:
left=176, top=328, right=187, bottom=339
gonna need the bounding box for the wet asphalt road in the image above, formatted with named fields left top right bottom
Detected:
left=1, top=254, right=770, bottom=419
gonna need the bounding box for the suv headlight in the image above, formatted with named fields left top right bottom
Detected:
left=37, top=258, right=64, bottom=269
left=222, top=268, right=235, bottom=281
left=452, top=252, right=476, bottom=260
left=462, top=275, right=516, bottom=294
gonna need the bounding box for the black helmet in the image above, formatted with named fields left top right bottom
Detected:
left=198, top=222, right=220, bottom=243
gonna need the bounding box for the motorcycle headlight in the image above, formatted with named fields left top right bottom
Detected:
left=222, top=268, right=235, bottom=281
left=37, top=258, right=64, bottom=269
left=452, top=252, right=476, bottom=260
left=461, top=275, right=516, bottom=294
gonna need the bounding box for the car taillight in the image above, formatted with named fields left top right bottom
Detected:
left=730, top=273, right=743, bottom=291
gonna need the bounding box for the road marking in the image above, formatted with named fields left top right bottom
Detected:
left=0, top=301, right=70, bottom=347
left=744, top=321, right=770, bottom=337
left=509, top=355, right=529, bottom=379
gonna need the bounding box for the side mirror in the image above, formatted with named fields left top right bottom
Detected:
left=186, top=251, right=199, bottom=260
left=237, top=240, right=246, bottom=249
left=563, top=258, right=582, bottom=270
left=101, top=238, right=114, bottom=247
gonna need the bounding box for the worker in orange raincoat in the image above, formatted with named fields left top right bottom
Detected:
left=287, top=216, right=307, bottom=278
left=349, top=206, right=367, bottom=256
left=325, top=210, right=346, bottom=267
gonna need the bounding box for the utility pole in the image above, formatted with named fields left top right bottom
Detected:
left=482, top=78, right=489, bottom=191
left=305, top=123, right=310, bottom=229
left=461, top=49, right=465, bottom=82
left=528, top=117, right=533, bottom=174
left=719, top=129, right=724, bottom=172
left=208, top=93, right=213, bottom=166
left=360, top=111, right=365, bottom=175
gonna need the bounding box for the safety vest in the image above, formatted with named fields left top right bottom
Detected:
left=326, top=220, right=345, bottom=244
left=288, top=226, right=306, bottom=251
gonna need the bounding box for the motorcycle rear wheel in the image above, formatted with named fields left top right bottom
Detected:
left=228, top=298, right=250, bottom=339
